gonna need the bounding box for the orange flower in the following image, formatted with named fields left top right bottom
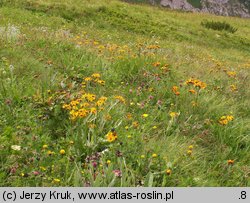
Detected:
left=227, top=160, right=234, bottom=165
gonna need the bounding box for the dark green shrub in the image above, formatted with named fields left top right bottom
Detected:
left=201, top=20, right=238, bottom=33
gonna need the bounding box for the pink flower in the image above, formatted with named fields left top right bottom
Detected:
left=112, top=170, right=122, bottom=178
left=149, top=95, right=154, bottom=100
left=157, top=100, right=162, bottom=105
left=92, top=161, right=97, bottom=168
left=33, top=171, right=40, bottom=176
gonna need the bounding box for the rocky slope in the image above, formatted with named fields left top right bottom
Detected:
left=130, top=0, right=250, bottom=18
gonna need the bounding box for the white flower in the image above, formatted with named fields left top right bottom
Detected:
left=11, top=145, right=21, bottom=151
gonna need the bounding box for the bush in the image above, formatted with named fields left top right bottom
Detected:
left=201, top=20, right=238, bottom=33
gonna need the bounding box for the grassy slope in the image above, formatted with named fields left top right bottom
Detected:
left=0, top=0, right=249, bottom=186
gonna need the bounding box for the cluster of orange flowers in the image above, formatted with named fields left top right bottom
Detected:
left=186, top=78, right=207, bottom=89
left=62, top=95, right=108, bottom=121
left=218, top=115, right=234, bottom=125
left=62, top=73, right=108, bottom=121
left=172, top=86, right=180, bottom=96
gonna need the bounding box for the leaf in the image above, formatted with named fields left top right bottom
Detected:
left=148, top=172, right=154, bottom=187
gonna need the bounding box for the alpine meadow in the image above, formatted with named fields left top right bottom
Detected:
left=0, top=0, right=249, bottom=187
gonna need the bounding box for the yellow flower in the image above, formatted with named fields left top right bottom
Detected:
left=47, top=150, right=54, bottom=156
left=60, top=149, right=65, bottom=155
left=140, top=155, right=145, bottom=159
left=152, top=126, right=157, bottom=129
left=62, top=104, right=71, bottom=110
left=106, top=160, right=111, bottom=164
left=90, top=107, right=97, bottom=114
left=69, top=141, right=74, bottom=144
left=188, top=145, right=194, bottom=150
left=187, top=150, right=192, bottom=155
left=230, top=85, right=237, bottom=91
left=84, top=77, right=92, bottom=82
left=227, top=71, right=236, bottom=77
left=42, top=145, right=48, bottom=149
left=53, top=179, right=60, bottom=183
left=152, top=153, right=157, bottom=158
left=219, top=115, right=234, bottom=125
left=142, top=114, right=149, bottom=118
left=40, top=166, right=46, bottom=171
left=166, top=169, right=172, bottom=175
left=106, top=131, right=118, bottom=142
left=169, top=112, right=178, bottom=118
left=114, top=95, right=126, bottom=104
left=91, top=73, right=101, bottom=78
left=127, top=135, right=132, bottom=139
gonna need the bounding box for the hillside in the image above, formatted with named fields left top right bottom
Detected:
left=0, top=0, right=249, bottom=186
left=126, top=0, right=250, bottom=17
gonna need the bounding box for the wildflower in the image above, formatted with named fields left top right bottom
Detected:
left=152, top=62, right=161, bottom=67
left=125, top=126, right=129, bottom=130
left=91, top=73, right=101, bottom=78
left=11, top=145, right=21, bottom=151
left=127, top=135, right=132, bottom=139
left=84, top=93, right=96, bottom=102
left=188, top=89, right=196, bottom=94
left=92, top=161, right=98, bottom=168
left=62, top=104, right=71, bottom=110
left=187, top=150, right=192, bottom=155
left=97, top=79, right=105, bottom=85
left=227, top=160, right=234, bottom=165
left=188, top=145, right=194, bottom=150
left=84, top=77, right=92, bottom=82
left=42, top=144, right=48, bottom=149
left=114, top=95, right=126, bottom=104
left=142, top=114, right=149, bottom=118
left=230, top=85, right=237, bottom=91
left=78, top=108, right=89, bottom=118
left=90, top=107, right=97, bottom=114
left=186, top=78, right=207, bottom=89
left=169, top=112, right=178, bottom=118
left=53, top=179, right=60, bottom=183
left=152, top=153, right=157, bottom=158
left=219, top=115, right=234, bottom=125
left=33, top=171, right=40, bottom=176
left=126, top=113, right=132, bottom=120
left=47, top=150, right=54, bottom=156
left=166, top=169, right=172, bottom=175
left=227, top=71, right=236, bottom=77
left=132, top=121, right=139, bottom=128
left=172, top=86, right=180, bottom=95
left=106, top=130, right=118, bottom=142
left=106, top=160, right=111, bottom=165
left=152, top=126, right=157, bottom=129
left=60, top=149, right=65, bottom=155
left=141, top=155, right=145, bottom=159
left=40, top=166, right=46, bottom=171
left=69, top=141, right=74, bottom=145
left=112, top=170, right=122, bottom=177
left=21, top=173, right=28, bottom=177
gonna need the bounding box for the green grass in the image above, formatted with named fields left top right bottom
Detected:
left=0, top=0, right=249, bottom=186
